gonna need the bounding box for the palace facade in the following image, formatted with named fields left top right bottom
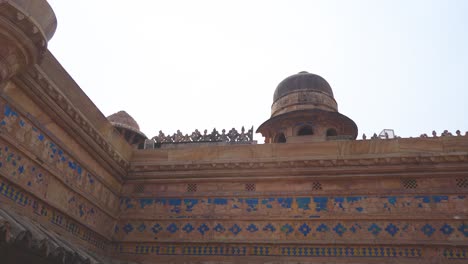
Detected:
left=0, top=1, right=467, bottom=264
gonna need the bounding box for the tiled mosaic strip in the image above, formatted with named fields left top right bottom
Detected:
left=117, top=244, right=425, bottom=258
left=0, top=176, right=109, bottom=250
left=0, top=100, right=117, bottom=211
left=0, top=140, right=110, bottom=231
left=444, top=248, right=468, bottom=259
left=120, top=195, right=466, bottom=218
left=115, top=220, right=468, bottom=240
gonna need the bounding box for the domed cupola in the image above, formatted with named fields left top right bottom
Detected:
left=257, top=72, right=358, bottom=143
left=107, top=111, right=147, bottom=148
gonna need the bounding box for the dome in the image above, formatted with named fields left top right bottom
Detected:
left=273, top=71, right=334, bottom=102
left=258, top=71, right=357, bottom=143
left=271, top=71, right=338, bottom=117
left=107, top=110, right=147, bottom=147
left=107, top=111, right=140, bottom=132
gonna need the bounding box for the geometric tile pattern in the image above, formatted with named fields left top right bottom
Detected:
left=118, top=221, right=468, bottom=240
left=440, top=224, right=454, bottom=235
left=229, top=224, right=242, bottom=236
left=385, top=223, right=399, bottom=237
left=298, top=223, right=311, bottom=236
left=0, top=178, right=108, bottom=250
left=279, top=247, right=422, bottom=258
left=421, top=224, right=435, bottom=237
left=197, top=223, right=209, bottom=235
left=368, top=223, right=382, bottom=235
left=443, top=248, right=468, bottom=259
left=333, top=223, right=347, bottom=236
left=128, top=244, right=426, bottom=258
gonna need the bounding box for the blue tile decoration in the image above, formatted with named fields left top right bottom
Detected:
left=263, top=223, right=276, bottom=232
left=166, top=223, right=179, bottom=234
left=316, top=223, right=329, bottom=232
left=253, top=246, right=271, bottom=256
left=181, top=246, right=246, bottom=256
left=123, top=223, right=134, bottom=234
left=122, top=194, right=467, bottom=221
left=421, top=224, right=435, bottom=237
left=132, top=245, right=422, bottom=258
left=213, top=223, right=225, bottom=233
left=313, top=197, right=328, bottom=212
left=0, top=179, right=107, bottom=250
left=212, top=198, right=228, bottom=205
left=458, top=224, right=468, bottom=237
left=246, top=224, right=259, bottom=233
left=298, top=223, right=311, bottom=236
left=139, top=199, right=153, bottom=209
left=182, top=223, right=194, bottom=233
left=385, top=223, right=399, bottom=237
left=197, top=223, right=209, bottom=235
left=443, top=248, right=468, bottom=260
left=261, top=198, right=274, bottom=209
left=281, top=224, right=294, bottom=235
left=296, top=197, right=311, bottom=210
left=137, top=223, right=146, bottom=232
left=229, top=224, right=242, bottom=236
left=184, top=198, right=198, bottom=211
left=277, top=197, right=293, bottom=208
left=333, top=223, right=347, bottom=236
left=368, top=223, right=382, bottom=236
left=440, top=224, right=454, bottom=235
left=151, top=224, right=163, bottom=234
left=0, top=102, right=115, bottom=224
left=245, top=198, right=258, bottom=212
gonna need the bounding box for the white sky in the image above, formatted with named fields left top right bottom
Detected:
left=46, top=0, right=468, bottom=142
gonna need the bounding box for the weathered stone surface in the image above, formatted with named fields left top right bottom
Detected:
left=0, top=2, right=467, bottom=264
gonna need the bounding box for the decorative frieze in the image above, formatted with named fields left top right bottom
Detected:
left=0, top=99, right=119, bottom=214
left=24, top=67, right=130, bottom=171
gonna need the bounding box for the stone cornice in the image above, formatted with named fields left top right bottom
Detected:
left=14, top=66, right=130, bottom=180
left=128, top=152, right=468, bottom=180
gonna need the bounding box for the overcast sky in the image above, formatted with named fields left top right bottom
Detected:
left=46, top=0, right=468, bottom=142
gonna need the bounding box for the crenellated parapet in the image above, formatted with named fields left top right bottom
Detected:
left=0, top=0, right=56, bottom=84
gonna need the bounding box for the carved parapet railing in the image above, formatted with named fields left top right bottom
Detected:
left=361, top=129, right=468, bottom=140
left=145, top=126, right=255, bottom=149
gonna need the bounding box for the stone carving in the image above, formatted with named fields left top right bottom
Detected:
left=152, top=127, right=254, bottom=144
left=441, top=130, right=452, bottom=136
left=26, top=68, right=130, bottom=171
